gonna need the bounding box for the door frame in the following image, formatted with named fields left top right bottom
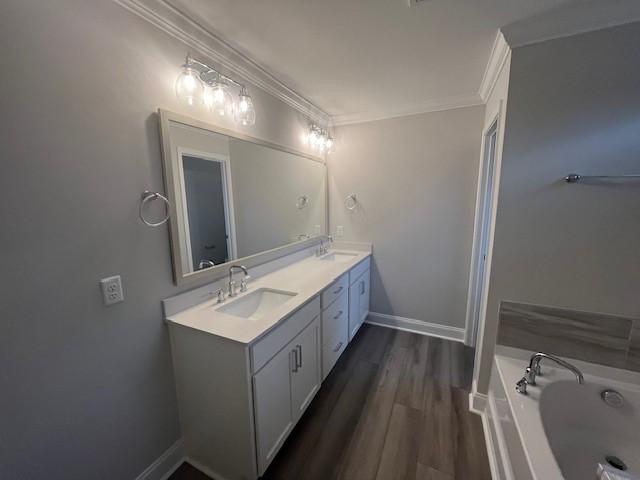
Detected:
left=176, top=146, right=238, bottom=272
left=464, top=102, right=503, bottom=347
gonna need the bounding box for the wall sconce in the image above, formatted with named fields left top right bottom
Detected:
left=175, top=54, right=256, bottom=126
left=308, top=124, right=334, bottom=154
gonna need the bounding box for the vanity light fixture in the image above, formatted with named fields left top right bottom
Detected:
left=175, top=63, right=204, bottom=106
left=176, top=54, right=256, bottom=126
left=307, top=124, right=334, bottom=154
left=235, top=86, right=256, bottom=126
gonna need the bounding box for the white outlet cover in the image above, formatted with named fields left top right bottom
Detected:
left=100, top=275, right=124, bottom=306
left=336, top=225, right=344, bottom=237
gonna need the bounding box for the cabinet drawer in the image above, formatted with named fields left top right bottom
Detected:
left=349, top=256, right=371, bottom=285
left=322, top=292, right=348, bottom=379
left=321, top=273, right=349, bottom=309
left=322, top=332, right=347, bottom=380
left=322, top=291, right=348, bottom=348
left=251, top=296, right=320, bottom=373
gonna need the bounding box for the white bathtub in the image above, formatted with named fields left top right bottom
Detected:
left=486, top=347, right=640, bottom=480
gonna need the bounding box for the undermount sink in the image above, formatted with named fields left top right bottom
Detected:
left=320, top=252, right=358, bottom=262
left=216, top=288, right=297, bottom=321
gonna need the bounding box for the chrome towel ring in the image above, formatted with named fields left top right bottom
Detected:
left=344, top=193, right=358, bottom=211
left=139, top=190, right=171, bottom=227
left=296, top=195, right=310, bottom=209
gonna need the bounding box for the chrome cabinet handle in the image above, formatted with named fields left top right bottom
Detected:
left=333, top=310, right=343, bottom=320
left=360, top=280, right=365, bottom=295
left=333, top=285, right=344, bottom=295
left=291, top=349, right=298, bottom=373
left=333, top=341, right=343, bottom=353
left=296, top=345, right=302, bottom=369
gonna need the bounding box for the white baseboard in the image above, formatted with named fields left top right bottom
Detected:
left=480, top=409, right=500, bottom=480
left=135, top=439, right=185, bottom=480
left=185, top=457, right=232, bottom=480
left=366, top=312, right=465, bottom=343
left=468, top=390, right=488, bottom=415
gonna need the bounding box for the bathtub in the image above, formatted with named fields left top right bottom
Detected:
left=486, top=347, right=640, bottom=480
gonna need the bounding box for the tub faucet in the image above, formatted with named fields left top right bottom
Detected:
left=516, top=352, right=584, bottom=394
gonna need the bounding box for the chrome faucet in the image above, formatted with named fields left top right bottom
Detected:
left=516, top=352, right=584, bottom=394
left=228, top=265, right=249, bottom=297
left=316, top=236, right=333, bottom=256
left=198, top=260, right=215, bottom=270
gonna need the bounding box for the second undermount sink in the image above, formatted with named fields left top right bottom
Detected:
left=216, top=288, right=297, bottom=321
left=320, top=251, right=358, bottom=262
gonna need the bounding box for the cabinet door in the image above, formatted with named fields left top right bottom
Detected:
left=253, top=345, right=295, bottom=474
left=291, top=318, right=321, bottom=422
left=348, top=280, right=361, bottom=341
left=359, top=269, right=371, bottom=325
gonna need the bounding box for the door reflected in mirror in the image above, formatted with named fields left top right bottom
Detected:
left=159, top=110, right=327, bottom=284
left=180, top=154, right=235, bottom=271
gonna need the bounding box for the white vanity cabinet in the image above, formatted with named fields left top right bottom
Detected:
left=348, top=258, right=371, bottom=341
left=320, top=257, right=372, bottom=378
left=166, top=250, right=371, bottom=480
left=253, top=316, right=320, bottom=474
left=321, top=274, right=350, bottom=379
left=168, top=296, right=321, bottom=480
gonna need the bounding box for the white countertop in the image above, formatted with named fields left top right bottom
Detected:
left=165, top=249, right=371, bottom=345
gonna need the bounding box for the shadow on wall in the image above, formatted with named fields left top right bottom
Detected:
left=369, top=256, right=393, bottom=315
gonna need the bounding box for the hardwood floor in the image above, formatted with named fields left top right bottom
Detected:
left=169, top=324, right=490, bottom=480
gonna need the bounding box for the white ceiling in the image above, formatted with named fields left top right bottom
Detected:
left=164, top=0, right=580, bottom=123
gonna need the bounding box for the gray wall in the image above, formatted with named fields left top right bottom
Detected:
left=329, top=106, right=485, bottom=329
left=476, top=22, right=640, bottom=393
left=0, top=1, right=320, bottom=478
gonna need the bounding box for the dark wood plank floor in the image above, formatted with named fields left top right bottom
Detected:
left=169, top=324, right=490, bottom=480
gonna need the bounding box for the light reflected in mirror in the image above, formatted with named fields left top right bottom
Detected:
left=160, top=111, right=327, bottom=284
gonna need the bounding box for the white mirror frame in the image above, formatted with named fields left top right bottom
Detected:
left=157, top=109, right=328, bottom=286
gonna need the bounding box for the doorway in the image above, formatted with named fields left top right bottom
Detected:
left=465, top=117, right=499, bottom=347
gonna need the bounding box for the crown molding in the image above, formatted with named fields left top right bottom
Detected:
left=501, top=0, right=640, bottom=49
left=113, top=0, right=331, bottom=125
left=478, top=31, right=511, bottom=103
left=331, top=93, right=483, bottom=127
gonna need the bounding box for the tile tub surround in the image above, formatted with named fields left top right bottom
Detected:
left=497, top=301, right=640, bottom=372
left=629, top=323, right=640, bottom=371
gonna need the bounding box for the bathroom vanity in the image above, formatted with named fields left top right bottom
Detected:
left=155, top=108, right=373, bottom=479
left=164, top=246, right=371, bottom=480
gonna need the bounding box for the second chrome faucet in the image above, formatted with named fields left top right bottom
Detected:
left=228, top=265, right=250, bottom=298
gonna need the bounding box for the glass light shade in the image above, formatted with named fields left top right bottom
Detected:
left=207, top=81, right=234, bottom=117
left=318, top=134, right=327, bottom=152
left=235, top=90, right=256, bottom=126
left=175, top=66, right=203, bottom=106
left=325, top=136, right=334, bottom=153
left=308, top=128, right=319, bottom=147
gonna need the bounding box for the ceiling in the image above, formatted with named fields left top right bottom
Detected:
left=164, top=0, right=579, bottom=124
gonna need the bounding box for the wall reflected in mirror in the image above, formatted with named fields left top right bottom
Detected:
left=160, top=111, right=327, bottom=283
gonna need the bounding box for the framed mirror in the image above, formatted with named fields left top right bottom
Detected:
left=158, top=109, right=327, bottom=285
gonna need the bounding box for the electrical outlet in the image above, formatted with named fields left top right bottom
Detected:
left=100, top=275, right=124, bottom=306
left=314, top=224, right=321, bottom=235
left=336, top=225, right=344, bottom=237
